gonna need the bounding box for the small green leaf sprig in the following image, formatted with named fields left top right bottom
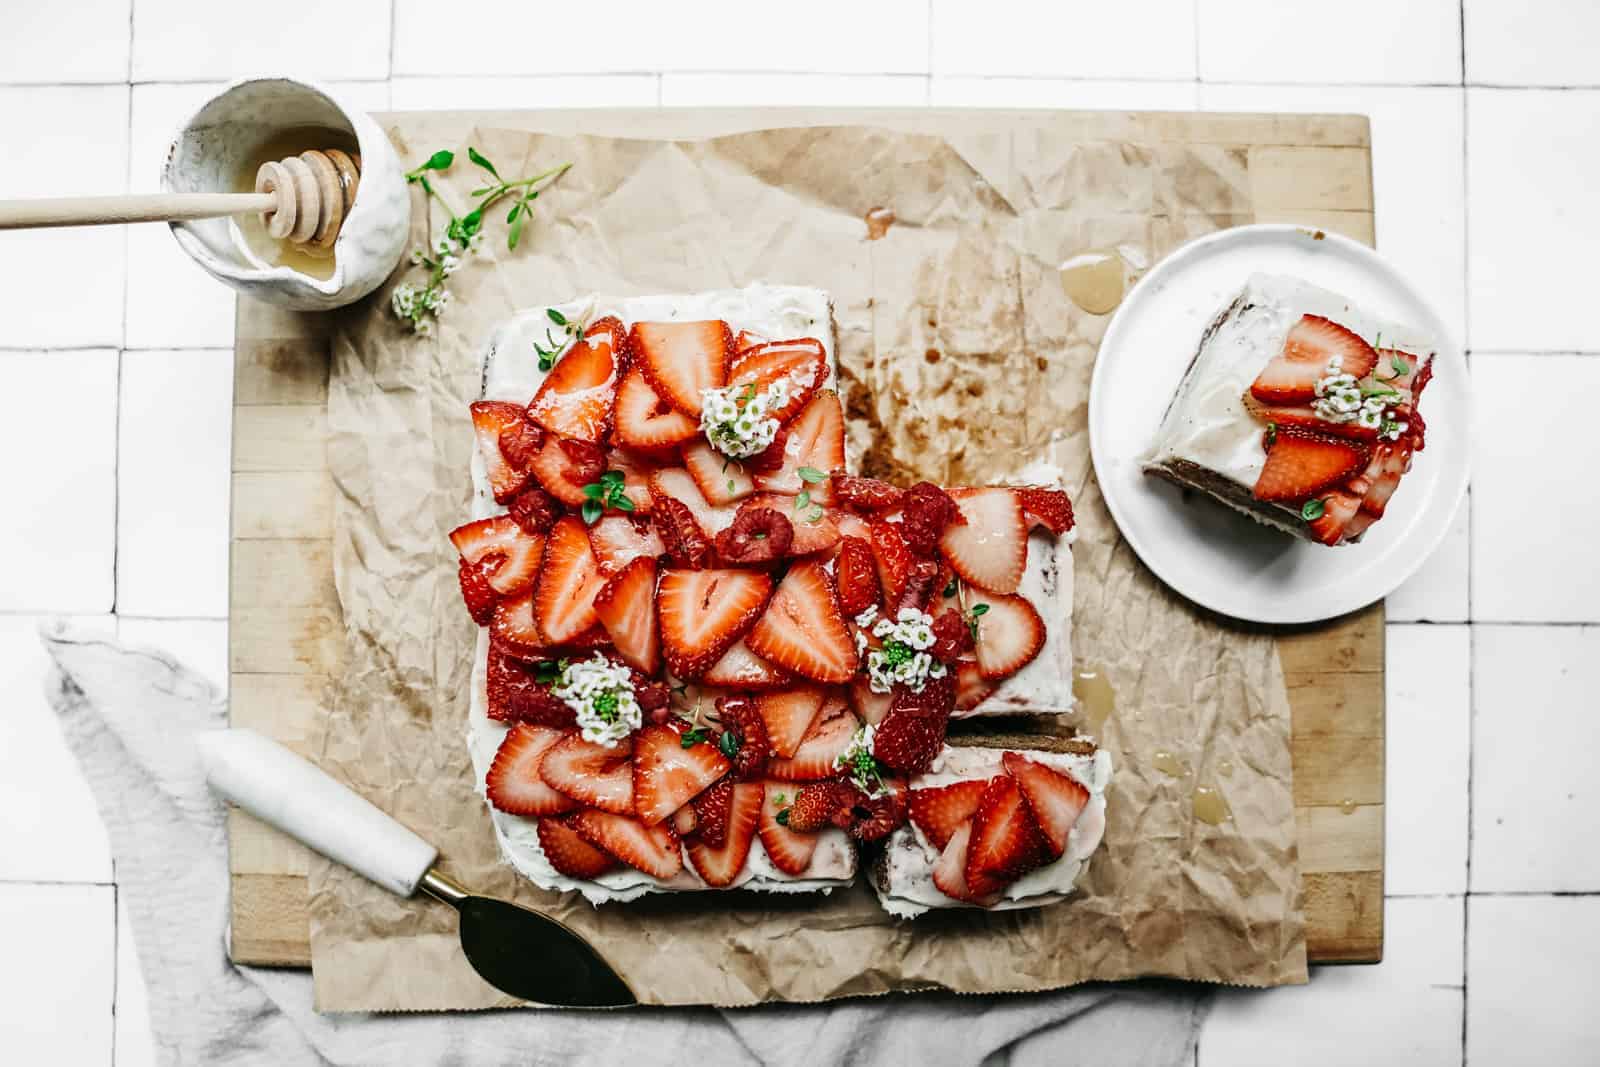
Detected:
left=581, top=470, right=636, bottom=525
left=392, top=147, right=573, bottom=334
left=791, top=466, right=828, bottom=525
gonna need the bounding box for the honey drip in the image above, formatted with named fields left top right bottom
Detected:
left=1151, top=750, right=1191, bottom=779
left=1072, top=665, right=1116, bottom=738
left=1193, top=784, right=1231, bottom=825
left=864, top=206, right=896, bottom=240
left=1058, top=249, right=1125, bottom=314
left=1339, top=798, right=1359, bottom=815
left=232, top=125, right=358, bottom=281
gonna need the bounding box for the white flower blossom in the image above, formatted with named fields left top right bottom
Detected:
left=552, top=654, right=642, bottom=747
left=866, top=608, right=948, bottom=694
left=700, top=378, right=789, bottom=458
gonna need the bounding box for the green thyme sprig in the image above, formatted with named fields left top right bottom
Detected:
left=1301, top=499, right=1327, bottom=522
left=581, top=470, right=636, bottom=525
left=966, top=602, right=990, bottom=642
left=535, top=307, right=588, bottom=373
left=792, top=468, right=828, bottom=525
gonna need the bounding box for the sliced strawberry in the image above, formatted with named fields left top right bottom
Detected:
left=1306, top=487, right=1364, bottom=546
left=834, top=535, right=881, bottom=616
left=1015, top=487, right=1076, bottom=536
left=848, top=675, right=894, bottom=726
left=752, top=390, right=845, bottom=498
left=631, top=723, right=732, bottom=826
left=781, top=779, right=859, bottom=833
left=457, top=557, right=498, bottom=625
left=753, top=685, right=827, bottom=759
left=1241, top=393, right=1380, bottom=442
left=1251, top=314, right=1378, bottom=404
left=735, top=329, right=767, bottom=353
left=833, top=474, right=906, bottom=512
left=759, top=780, right=821, bottom=875
left=908, top=779, right=989, bottom=851
left=631, top=319, right=732, bottom=419
left=746, top=558, right=859, bottom=684
left=614, top=364, right=700, bottom=451
left=486, top=591, right=540, bottom=656
left=868, top=520, right=915, bottom=606
left=1342, top=510, right=1379, bottom=541
left=533, top=516, right=607, bottom=645
left=1253, top=427, right=1371, bottom=503
left=1359, top=441, right=1412, bottom=518
left=485, top=642, right=571, bottom=724
left=939, top=488, right=1027, bottom=595
left=498, top=416, right=545, bottom=473
left=567, top=810, right=683, bottom=880
left=539, top=734, right=635, bottom=815
left=954, top=659, right=998, bottom=711
left=526, top=315, right=625, bottom=443
left=740, top=493, right=840, bottom=555
left=690, top=777, right=732, bottom=847
left=592, top=557, right=660, bottom=675
left=766, top=697, right=859, bottom=781
left=528, top=434, right=599, bottom=508
left=656, top=568, right=773, bottom=678
left=872, top=704, right=949, bottom=777
left=648, top=467, right=739, bottom=535
left=727, top=338, right=828, bottom=424
left=966, top=774, right=1049, bottom=889
left=607, top=449, right=656, bottom=515
left=485, top=724, right=579, bottom=816
left=587, top=515, right=665, bottom=574
left=971, top=593, right=1046, bottom=681
left=537, top=815, right=617, bottom=879
left=1002, top=752, right=1088, bottom=860
left=653, top=496, right=716, bottom=570
left=931, top=820, right=1005, bottom=904
left=470, top=400, right=531, bottom=502
left=450, top=516, right=544, bottom=597
left=686, top=781, right=763, bottom=887
left=682, top=439, right=756, bottom=505
left=703, top=638, right=794, bottom=690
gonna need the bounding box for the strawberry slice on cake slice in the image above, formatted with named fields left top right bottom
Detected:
left=591, top=556, right=660, bottom=675
left=726, top=338, right=829, bottom=424
left=533, top=516, right=608, bottom=645
left=631, top=319, right=733, bottom=419
left=526, top=315, right=627, bottom=443
left=568, top=809, right=684, bottom=880
left=656, top=567, right=773, bottom=679
left=751, top=390, right=845, bottom=499
left=450, top=516, right=545, bottom=597
left=470, top=400, right=533, bottom=502
left=766, top=697, right=859, bottom=781
left=1250, top=314, right=1378, bottom=405
left=745, top=557, right=859, bottom=684
left=485, top=724, right=579, bottom=816
left=685, top=780, right=763, bottom=887
left=614, top=364, right=701, bottom=452
left=939, top=488, right=1028, bottom=595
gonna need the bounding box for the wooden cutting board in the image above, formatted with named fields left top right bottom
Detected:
left=226, top=107, right=1383, bottom=970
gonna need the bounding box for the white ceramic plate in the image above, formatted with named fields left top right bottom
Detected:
left=1089, top=225, right=1469, bottom=624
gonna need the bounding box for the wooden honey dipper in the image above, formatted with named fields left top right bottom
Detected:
left=0, top=148, right=362, bottom=250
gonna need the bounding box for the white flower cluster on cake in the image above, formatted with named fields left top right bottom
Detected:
left=552, top=653, right=641, bottom=747
left=699, top=379, right=789, bottom=458
left=857, top=605, right=948, bottom=694
left=834, top=723, right=887, bottom=797
left=1312, top=356, right=1409, bottom=442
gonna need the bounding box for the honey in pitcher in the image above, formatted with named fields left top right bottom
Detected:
left=231, top=125, right=360, bottom=281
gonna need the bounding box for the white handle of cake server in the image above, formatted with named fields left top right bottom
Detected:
left=195, top=728, right=438, bottom=898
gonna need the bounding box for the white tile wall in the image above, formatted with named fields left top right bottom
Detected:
left=6, top=2, right=1599, bottom=1062
left=1472, top=625, right=1600, bottom=893
left=0, top=883, right=116, bottom=1065
left=1470, top=355, right=1598, bottom=622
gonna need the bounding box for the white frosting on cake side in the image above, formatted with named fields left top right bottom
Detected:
left=1143, top=273, right=1437, bottom=489
left=874, top=746, right=1112, bottom=918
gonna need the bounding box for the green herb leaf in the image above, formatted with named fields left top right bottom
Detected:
left=680, top=728, right=707, bottom=749
left=970, top=603, right=990, bottom=618
left=601, top=470, right=625, bottom=488
left=942, top=579, right=958, bottom=598
left=795, top=490, right=811, bottom=510
left=581, top=499, right=603, bottom=524
left=1264, top=421, right=1278, bottom=450
left=1301, top=498, right=1326, bottom=521
left=583, top=483, right=605, bottom=499
left=507, top=208, right=525, bottom=250
left=797, top=466, right=827, bottom=484
left=718, top=731, right=740, bottom=757
left=422, top=149, right=454, bottom=171
left=460, top=209, right=484, bottom=237
left=507, top=203, right=521, bottom=223
left=467, top=147, right=499, bottom=178
left=776, top=808, right=790, bottom=826
left=547, top=308, right=568, bottom=327
left=1392, top=355, right=1410, bottom=376
left=614, top=495, right=636, bottom=513
left=773, top=792, right=788, bottom=806
left=535, top=661, right=561, bottom=684
left=537, top=355, right=554, bottom=372
left=470, top=186, right=493, bottom=197
left=807, top=507, right=824, bottom=524
left=727, top=479, right=736, bottom=494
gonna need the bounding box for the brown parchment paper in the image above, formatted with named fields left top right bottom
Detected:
left=313, top=117, right=1307, bottom=1012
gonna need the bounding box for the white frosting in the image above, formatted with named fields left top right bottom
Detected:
left=1144, top=273, right=1436, bottom=489
left=874, top=746, right=1112, bottom=918
left=468, top=285, right=858, bottom=902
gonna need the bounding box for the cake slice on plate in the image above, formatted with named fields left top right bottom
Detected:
left=1142, top=273, right=1436, bottom=546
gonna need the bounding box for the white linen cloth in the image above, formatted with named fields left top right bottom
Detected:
left=40, top=624, right=1209, bottom=1066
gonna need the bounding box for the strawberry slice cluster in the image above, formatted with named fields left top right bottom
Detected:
left=910, top=752, right=1090, bottom=904
left=1246, top=314, right=1435, bottom=546
left=452, top=312, right=1077, bottom=888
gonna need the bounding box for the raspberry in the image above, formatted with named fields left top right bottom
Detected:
left=833, top=475, right=905, bottom=512
left=715, top=696, right=770, bottom=781
left=904, top=482, right=961, bottom=526
left=716, top=506, right=793, bottom=563
left=744, top=425, right=789, bottom=474
left=653, top=496, right=715, bottom=569
left=898, top=510, right=943, bottom=556
left=846, top=788, right=908, bottom=842
left=497, top=417, right=545, bottom=470
left=557, top=437, right=606, bottom=485
left=892, top=672, right=957, bottom=718
left=691, top=778, right=733, bottom=848
left=871, top=707, right=948, bottom=776
left=929, top=609, right=973, bottom=661
left=484, top=645, right=576, bottom=727
left=833, top=536, right=881, bottom=616
left=895, top=557, right=942, bottom=614
left=633, top=678, right=672, bottom=715
left=505, top=484, right=561, bottom=535
left=457, top=557, right=498, bottom=625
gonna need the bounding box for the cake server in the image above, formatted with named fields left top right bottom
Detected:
left=195, top=728, right=636, bottom=1008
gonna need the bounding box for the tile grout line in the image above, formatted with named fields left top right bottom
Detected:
left=110, top=347, right=123, bottom=615
left=110, top=881, right=119, bottom=1067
